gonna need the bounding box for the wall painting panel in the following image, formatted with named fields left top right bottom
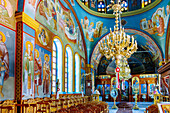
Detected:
left=0, top=25, right=15, bottom=101
left=22, top=33, right=35, bottom=99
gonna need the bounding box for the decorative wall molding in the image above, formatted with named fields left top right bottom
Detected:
left=15, top=12, right=39, bottom=31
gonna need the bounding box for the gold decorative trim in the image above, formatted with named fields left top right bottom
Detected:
left=86, top=64, right=94, bottom=69
left=15, top=12, right=39, bottom=31
left=76, top=0, right=161, bottom=18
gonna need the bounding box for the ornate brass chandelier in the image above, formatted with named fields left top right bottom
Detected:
left=118, top=57, right=131, bottom=80
left=98, top=2, right=138, bottom=67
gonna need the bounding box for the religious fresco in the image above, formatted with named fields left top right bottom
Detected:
left=150, top=84, right=155, bottom=94
left=97, top=56, right=112, bottom=75
left=36, top=25, right=52, bottom=51
left=111, top=77, right=116, bottom=89
left=139, top=3, right=170, bottom=58
left=96, top=84, right=103, bottom=95
left=129, top=47, right=156, bottom=74
left=24, top=0, right=38, bottom=19
left=106, top=60, right=116, bottom=75
left=124, top=29, right=163, bottom=63
left=34, top=44, right=51, bottom=97
left=140, top=5, right=169, bottom=37
left=34, top=48, right=42, bottom=97
left=0, top=0, right=17, bottom=29
left=35, top=0, right=84, bottom=52
left=35, top=0, right=59, bottom=32
left=0, top=25, right=15, bottom=101
left=90, top=0, right=96, bottom=9
left=81, top=16, right=108, bottom=42
left=91, top=29, right=161, bottom=74
left=105, top=84, right=110, bottom=98
left=141, top=84, right=147, bottom=94
left=22, top=33, right=35, bottom=99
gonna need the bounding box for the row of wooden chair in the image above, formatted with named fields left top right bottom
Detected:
left=0, top=95, right=90, bottom=113
left=58, top=101, right=109, bottom=113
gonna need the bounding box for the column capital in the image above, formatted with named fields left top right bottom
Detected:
left=15, top=12, right=39, bottom=31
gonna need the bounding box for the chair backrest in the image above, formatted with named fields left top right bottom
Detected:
left=58, top=108, right=69, bottom=113
left=148, top=104, right=159, bottom=113
left=36, top=101, right=50, bottom=113
left=82, top=107, right=94, bottom=113
left=0, top=106, right=15, bottom=113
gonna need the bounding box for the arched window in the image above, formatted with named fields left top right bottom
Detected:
left=141, top=0, right=151, bottom=8
left=75, top=53, right=80, bottom=93
left=65, top=46, right=73, bottom=93
left=52, top=38, right=63, bottom=94
left=97, top=0, right=106, bottom=13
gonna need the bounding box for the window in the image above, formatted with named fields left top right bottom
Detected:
left=75, top=53, right=80, bottom=92
left=52, top=38, right=62, bottom=94
left=97, top=0, right=106, bottom=13
left=142, top=0, right=151, bottom=8
left=65, top=46, right=73, bottom=93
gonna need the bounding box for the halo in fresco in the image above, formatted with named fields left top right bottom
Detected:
left=0, top=31, right=6, bottom=42
left=25, top=41, right=33, bottom=51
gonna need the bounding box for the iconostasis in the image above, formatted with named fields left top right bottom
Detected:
left=95, top=74, right=160, bottom=102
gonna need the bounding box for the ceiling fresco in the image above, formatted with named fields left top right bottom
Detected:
left=90, top=28, right=163, bottom=71
left=23, top=0, right=86, bottom=58
left=67, top=0, right=169, bottom=63
left=23, top=0, right=169, bottom=64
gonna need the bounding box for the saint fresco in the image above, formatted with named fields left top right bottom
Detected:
left=81, top=16, right=108, bottom=42
left=0, top=31, right=9, bottom=98
left=34, top=49, right=42, bottom=96
left=22, top=33, right=35, bottom=99
left=34, top=45, right=51, bottom=97
left=0, top=25, right=15, bottom=101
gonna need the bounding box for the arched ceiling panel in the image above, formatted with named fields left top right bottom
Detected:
left=91, top=29, right=163, bottom=72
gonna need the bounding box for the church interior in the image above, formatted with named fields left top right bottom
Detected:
left=0, top=0, right=169, bottom=112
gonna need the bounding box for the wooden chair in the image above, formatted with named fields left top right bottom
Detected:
left=82, top=107, right=94, bottom=113
left=91, top=105, right=101, bottom=113
left=145, top=104, right=159, bottom=113
left=0, top=100, right=16, bottom=113
left=50, top=99, right=59, bottom=113
left=58, top=108, right=69, bottom=113
left=0, top=106, right=14, bottom=113
left=36, top=101, right=50, bottom=113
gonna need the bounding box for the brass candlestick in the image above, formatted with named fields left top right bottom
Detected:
left=133, top=88, right=139, bottom=110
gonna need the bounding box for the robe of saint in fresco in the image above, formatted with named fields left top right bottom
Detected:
left=0, top=41, right=9, bottom=83
left=23, top=48, right=34, bottom=95
left=156, top=16, right=164, bottom=36
left=34, top=57, right=42, bottom=86
left=43, top=61, right=50, bottom=94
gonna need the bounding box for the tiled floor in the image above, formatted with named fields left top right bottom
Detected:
left=107, top=102, right=154, bottom=113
